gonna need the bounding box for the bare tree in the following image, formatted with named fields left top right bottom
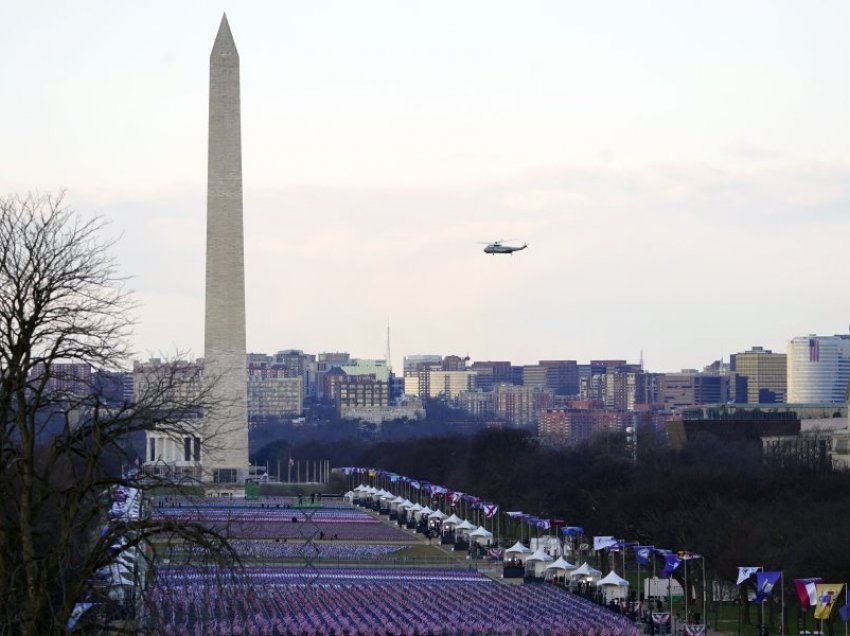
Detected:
left=0, top=192, right=236, bottom=635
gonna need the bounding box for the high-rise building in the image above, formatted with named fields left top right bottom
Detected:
left=337, top=375, right=389, bottom=412
left=202, top=15, right=249, bottom=484
left=316, top=352, right=350, bottom=401
left=402, top=356, right=444, bottom=398
left=427, top=370, right=477, bottom=400
left=787, top=334, right=850, bottom=403
left=457, top=389, right=496, bottom=418
left=273, top=349, right=316, bottom=398
left=539, top=360, right=580, bottom=396
left=494, top=384, right=553, bottom=428
left=402, top=354, right=442, bottom=374
left=441, top=355, right=469, bottom=371
left=468, top=361, right=512, bottom=391
left=29, top=362, right=92, bottom=397
left=340, top=359, right=390, bottom=383
left=658, top=372, right=731, bottom=410
left=730, top=346, right=787, bottom=404
left=538, top=407, right=628, bottom=445
left=247, top=367, right=302, bottom=421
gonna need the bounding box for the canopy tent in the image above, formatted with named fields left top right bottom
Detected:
left=455, top=519, right=476, bottom=533
left=546, top=557, right=577, bottom=572
left=469, top=525, right=493, bottom=545
left=416, top=506, right=433, bottom=519
left=524, top=547, right=554, bottom=577
left=544, top=556, right=578, bottom=584
left=442, top=513, right=462, bottom=526
left=569, top=562, right=602, bottom=580
left=598, top=570, right=630, bottom=602
left=504, top=541, right=531, bottom=564
left=505, top=541, right=532, bottom=556
left=526, top=548, right=554, bottom=562
left=343, top=490, right=355, bottom=500
left=428, top=510, right=447, bottom=520
left=598, top=571, right=629, bottom=586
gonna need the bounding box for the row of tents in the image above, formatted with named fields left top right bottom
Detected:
left=348, top=484, right=630, bottom=601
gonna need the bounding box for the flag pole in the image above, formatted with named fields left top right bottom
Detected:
left=780, top=571, right=785, bottom=636
left=669, top=571, right=673, bottom=628
left=637, top=553, right=641, bottom=604
left=702, top=557, right=707, bottom=633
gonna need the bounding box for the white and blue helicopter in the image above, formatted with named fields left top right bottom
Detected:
left=479, top=239, right=528, bottom=255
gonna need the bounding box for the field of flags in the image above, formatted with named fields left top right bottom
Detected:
left=143, top=495, right=642, bottom=635
left=74, top=466, right=850, bottom=634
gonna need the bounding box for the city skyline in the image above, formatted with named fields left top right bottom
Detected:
left=2, top=3, right=850, bottom=373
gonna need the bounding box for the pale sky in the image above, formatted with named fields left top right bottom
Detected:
left=3, top=1, right=850, bottom=373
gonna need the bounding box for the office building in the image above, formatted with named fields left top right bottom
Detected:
left=787, top=334, right=850, bottom=403
left=494, top=384, right=554, bottom=428
left=730, top=346, right=787, bottom=404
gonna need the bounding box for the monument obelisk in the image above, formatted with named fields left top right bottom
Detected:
left=204, top=14, right=248, bottom=484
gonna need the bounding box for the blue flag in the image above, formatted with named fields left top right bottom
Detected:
left=754, top=571, right=781, bottom=603
left=661, top=553, right=682, bottom=577
left=634, top=545, right=653, bottom=566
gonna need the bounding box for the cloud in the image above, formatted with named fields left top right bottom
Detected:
left=48, top=160, right=850, bottom=371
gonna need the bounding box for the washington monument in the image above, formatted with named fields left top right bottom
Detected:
left=204, top=14, right=249, bottom=483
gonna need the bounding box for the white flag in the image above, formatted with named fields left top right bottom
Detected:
left=593, top=536, right=617, bottom=551
left=737, top=566, right=760, bottom=585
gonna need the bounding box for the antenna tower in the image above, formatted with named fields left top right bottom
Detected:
left=385, top=321, right=392, bottom=373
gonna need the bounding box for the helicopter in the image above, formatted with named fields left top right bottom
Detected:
left=479, top=239, right=528, bottom=255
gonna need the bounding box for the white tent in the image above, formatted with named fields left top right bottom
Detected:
left=442, top=513, right=462, bottom=526
left=505, top=541, right=532, bottom=556
left=569, top=562, right=602, bottom=580
left=598, top=570, right=630, bottom=601
left=545, top=556, right=577, bottom=584
left=428, top=510, right=447, bottom=520
left=546, top=556, right=577, bottom=572
left=416, top=506, right=433, bottom=519
left=455, top=519, right=476, bottom=532
left=343, top=490, right=355, bottom=500
left=469, top=525, right=493, bottom=545
left=525, top=547, right=554, bottom=577
left=504, top=541, right=531, bottom=564
left=526, top=547, right=553, bottom=562
left=409, top=503, right=423, bottom=514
